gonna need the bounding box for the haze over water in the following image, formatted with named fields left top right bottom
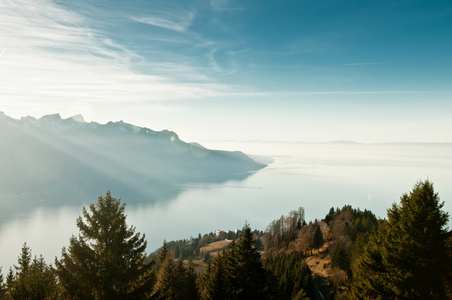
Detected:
left=2, top=141, right=451, bottom=271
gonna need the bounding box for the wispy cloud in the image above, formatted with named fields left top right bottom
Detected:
left=0, top=0, right=246, bottom=120
left=130, top=12, right=195, bottom=33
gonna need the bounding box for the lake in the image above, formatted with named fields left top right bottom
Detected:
left=1, top=141, right=452, bottom=270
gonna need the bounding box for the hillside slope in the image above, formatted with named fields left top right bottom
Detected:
left=0, top=112, right=266, bottom=208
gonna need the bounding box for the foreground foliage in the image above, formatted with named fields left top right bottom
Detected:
left=264, top=253, right=315, bottom=299
left=3, top=243, right=60, bottom=299
left=351, top=180, right=451, bottom=299
left=55, top=191, right=155, bottom=299
left=201, top=224, right=277, bottom=299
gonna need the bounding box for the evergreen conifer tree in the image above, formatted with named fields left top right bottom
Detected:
left=153, top=249, right=177, bottom=299
left=331, top=244, right=348, bottom=271
left=264, top=253, right=314, bottom=299
left=6, top=267, right=14, bottom=292
left=153, top=243, right=199, bottom=300
left=15, top=243, right=31, bottom=276
left=202, top=224, right=275, bottom=299
left=0, top=267, right=6, bottom=299
left=203, top=251, right=231, bottom=300
left=234, top=223, right=273, bottom=299
left=312, top=225, right=324, bottom=252
left=351, top=180, right=451, bottom=298
left=158, top=241, right=170, bottom=266
left=185, top=258, right=200, bottom=300
left=201, top=259, right=213, bottom=299
left=8, top=244, right=59, bottom=299
left=55, top=191, right=155, bottom=299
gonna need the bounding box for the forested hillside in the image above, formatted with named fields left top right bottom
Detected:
left=1, top=180, right=451, bottom=299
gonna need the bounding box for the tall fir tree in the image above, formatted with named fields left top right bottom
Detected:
left=6, top=267, right=14, bottom=293
left=202, top=224, right=275, bottom=299
left=0, top=267, right=6, bottom=299
left=153, top=243, right=199, bottom=300
left=331, top=244, right=348, bottom=271
left=351, top=180, right=451, bottom=299
left=233, top=223, right=274, bottom=299
left=8, top=244, right=59, bottom=299
left=153, top=249, right=177, bottom=300
left=312, top=225, right=324, bottom=252
left=15, top=243, right=31, bottom=276
left=55, top=191, right=155, bottom=299
left=264, top=253, right=315, bottom=299
left=185, top=258, right=200, bottom=300
left=203, top=250, right=231, bottom=300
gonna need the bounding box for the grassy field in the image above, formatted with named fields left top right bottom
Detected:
left=200, top=240, right=232, bottom=257
left=183, top=239, right=233, bottom=271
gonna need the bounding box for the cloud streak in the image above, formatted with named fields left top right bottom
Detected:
left=0, top=0, right=245, bottom=121
left=131, top=13, right=194, bottom=32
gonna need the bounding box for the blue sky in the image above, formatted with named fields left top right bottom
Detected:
left=1, top=0, right=452, bottom=145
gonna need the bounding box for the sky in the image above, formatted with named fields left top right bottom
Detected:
left=1, top=0, right=452, bottom=146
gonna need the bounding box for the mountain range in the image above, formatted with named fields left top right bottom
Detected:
left=0, top=112, right=265, bottom=214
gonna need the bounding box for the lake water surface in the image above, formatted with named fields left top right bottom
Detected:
left=1, top=141, right=452, bottom=270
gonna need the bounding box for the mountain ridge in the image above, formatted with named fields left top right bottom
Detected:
left=0, top=112, right=266, bottom=214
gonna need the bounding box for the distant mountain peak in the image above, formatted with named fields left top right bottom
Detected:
left=0, top=111, right=12, bottom=121
left=39, top=113, right=62, bottom=121
left=70, top=114, right=85, bottom=123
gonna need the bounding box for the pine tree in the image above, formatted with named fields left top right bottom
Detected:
left=331, top=244, right=348, bottom=271
left=6, top=267, right=14, bottom=292
left=0, top=267, right=6, bottom=299
left=174, top=258, right=188, bottom=297
left=234, top=223, right=273, bottom=299
left=185, top=258, right=200, bottom=300
left=324, top=207, right=336, bottom=224
left=223, top=240, right=238, bottom=296
left=55, top=191, right=155, bottom=299
left=312, top=225, right=324, bottom=252
left=264, top=253, right=314, bottom=299
left=202, top=224, right=275, bottom=299
left=153, top=243, right=200, bottom=300
left=201, top=259, right=213, bottom=299
left=158, top=241, right=170, bottom=266
left=10, top=243, right=34, bottom=299
left=203, top=251, right=231, bottom=300
left=153, top=249, right=177, bottom=299
left=8, top=244, right=59, bottom=299
left=351, top=180, right=451, bottom=298
left=15, top=243, right=31, bottom=276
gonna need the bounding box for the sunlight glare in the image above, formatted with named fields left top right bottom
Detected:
left=69, top=101, right=93, bottom=122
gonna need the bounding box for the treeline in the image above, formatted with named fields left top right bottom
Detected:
left=260, top=180, right=452, bottom=298
left=1, top=180, right=452, bottom=299
left=160, top=227, right=263, bottom=261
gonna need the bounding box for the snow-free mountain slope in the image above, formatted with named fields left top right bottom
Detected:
left=0, top=113, right=266, bottom=207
